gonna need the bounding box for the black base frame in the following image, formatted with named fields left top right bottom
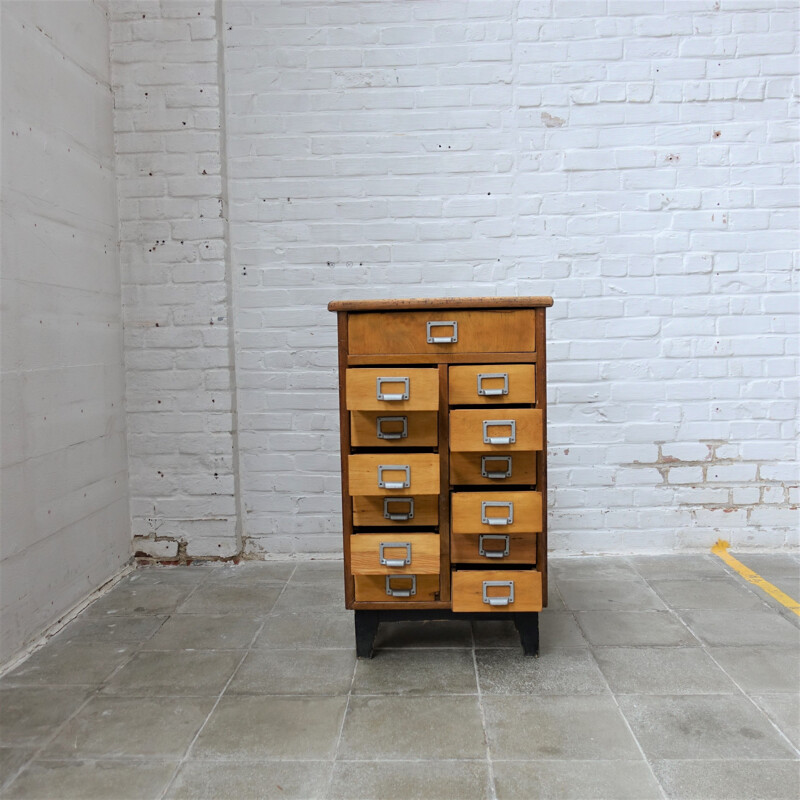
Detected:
left=354, top=609, right=539, bottom=658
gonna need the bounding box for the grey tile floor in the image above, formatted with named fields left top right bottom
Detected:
left=0, top=554, right=798, bottom=799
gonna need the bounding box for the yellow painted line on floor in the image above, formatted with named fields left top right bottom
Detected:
left=712, top=539, right=800, bottom=617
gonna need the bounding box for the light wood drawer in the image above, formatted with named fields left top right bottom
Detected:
left=348, top=310, right=535, bottom=355
left=355, top=574, right=439, bottom=602
left=450, top=452, right=536, bottom=486
left=449, top=409, right=543, bottom=453
left=353, top=495, right=438, bottom=527
left=451, top=491, right=543, bottom=535
left=350, top=533, right=439, bottom=575
left=449, top=364, right=535, bottom=406
left=346, top=368, right=439, bottom=412
left=451, top=569, right=542, bottom=612
left=348, top=454, right=439, bottom=496
left=350, top=411, right=438, bottom=448
left=451, top=533, right=537, bottom=565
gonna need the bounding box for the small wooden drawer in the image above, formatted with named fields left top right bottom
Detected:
left=451, top=491, right=543, bottom=535
left=353, top=495, right=438, bottom=527
left=451, top=569, right=542, bottom=612
left=450, top=452, right=536, bottom=486
left=451, top=533, right=537, bottom=565
left=348, top=310, right=536, bottom=355
left=350, top=533, right=439, bottom=575
left=350, top=411, right=438, bottom=448
left=348, top=454, right=439, bottom=496
left=355, top=574, right=439, bottom=602
left=449, top=364, right=535, bottom=406
left=449, top=409, right=543, bottom=453
left=346, top=368, right=438, bottom=412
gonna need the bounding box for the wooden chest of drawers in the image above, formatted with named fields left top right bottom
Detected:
left=328, top=297, right=552, bottom=656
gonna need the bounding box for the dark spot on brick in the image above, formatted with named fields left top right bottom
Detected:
left=713, top=130, right=721, bottom=138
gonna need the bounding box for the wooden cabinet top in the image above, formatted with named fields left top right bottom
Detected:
left=328, top=296, right=554, bottom=312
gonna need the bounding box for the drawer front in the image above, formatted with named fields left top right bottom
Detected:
left=451, top=569, right=542, bottom=612
left=350, top=533, right=439, bottom=575
left=348, top=310, right=536, bottom=355
left=449, top=408, right=543, bottom=453
left=350, top=411, right=438, bottom=448
left=348, top=454, right=440, bottom=496
left=346, top=368, right=439, bottom=412
left=449, top=364, right=535, bottom=406
left=355, top=574, right=439, bottom=602
left=353, top=495, right=439, bottom=527
left=451, top=533, right=537, bottom=565
left=451, top=491, right=543, bottom=535
left=450, top=451, right=536, bottom=486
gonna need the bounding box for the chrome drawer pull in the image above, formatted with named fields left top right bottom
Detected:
left=376, top=415, right=408, bottom=440
left=383, top=497, right=415, bottom=521
left=378, top=464, right=410, bottom=489
left=477, top=372, right=509, bottom=397
left=481, top=456, right=512, bottom=479
left=376, top=376, right=409, bottom=401
left=482, top=501, right=514, bottom=526
left=386, top=574, right=416, bottom=597
left=380, top=541, right=412, bottom=567
left=483, top=419, right=516, bottom=445
left=479, top=534, right=510, bottom=558
left=483, top=580, right=514, bottom=606
left=426, top=320, right=458, bottom=344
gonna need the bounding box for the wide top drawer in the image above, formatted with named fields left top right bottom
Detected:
left=348, top=310, right=536, bottom=356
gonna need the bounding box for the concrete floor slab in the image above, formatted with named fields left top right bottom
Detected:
left=708, top=646, right=800, bottom=694
left=227, top=648, right=356, bottom=695
left=251, top=612, right=354, bottom=650
left=593, top=647, right=738, bottom=694
left=352, top=648, right=477, bottom=695
left=680, top=609, right=800, bottom=648
left=751, top=693, right=800, bottom=749
left=43, top=697, right=213, bottom=759
left=492, top=760, right=663, bottom=800
left=1, top=759, right=178, bottom=800
left=140, top=614, right=262, bottom=650
left=338, top=695, right=486, bottom=760
left=2, top=641, right=133, bottom=686
left=191, top=695, right=347, bottom=760
left=616, top=694, right=798, bottom=760
left=484, top=695, right=642, bottom=760
left=329, top=760, right=490, bottom=800
left=575, top=610, right=699, bottom=646
left=557, top=580, right=667, bottom=612
left=100, top=650, right=242, bottom=696
left=0, top=686, right=90, bottom=747
left=651, top=759, right=800, bottom=800
left=476, top=648, right=609, bottom=695
left=165, top=760, right=331, bottom=800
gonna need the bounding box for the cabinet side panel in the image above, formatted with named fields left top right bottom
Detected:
left=535, top=307, right=548, bottom=607
left=337, top=311, right=355, bottom=608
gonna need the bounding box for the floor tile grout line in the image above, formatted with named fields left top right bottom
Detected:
left=324, top=627, right=359, bottom=800
left=158, top=569, right=297, bottom=800
left=587, top=640, right=670, bottom=800
left=470, top=622, right=497, bottom=800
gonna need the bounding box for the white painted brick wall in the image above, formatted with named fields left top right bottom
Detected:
left=110, top=0, right=240, bottom=559
left=1, top=0, right=130, bottom=664
left=115, top=0, right=799, bottom=558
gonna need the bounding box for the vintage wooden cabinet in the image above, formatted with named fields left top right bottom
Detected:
left=328, top=297, right=552, bottom=656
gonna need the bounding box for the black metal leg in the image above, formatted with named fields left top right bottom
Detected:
left=354, top=610, right=380, bottom=658
left=514, top=612, right=539, bottom=657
